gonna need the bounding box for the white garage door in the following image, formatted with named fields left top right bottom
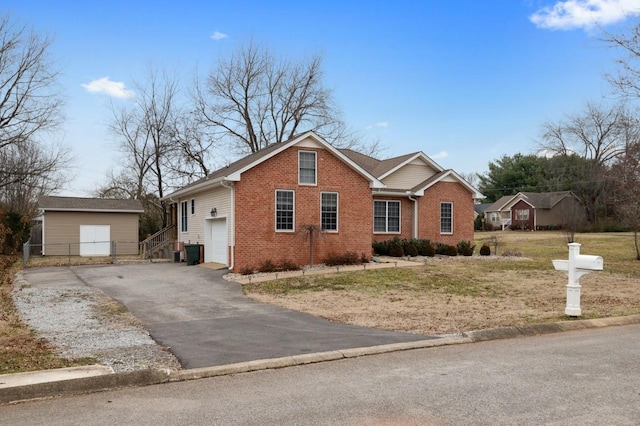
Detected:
left=79, top=225, right=111, bottom=257
left=210, top=219, right=228, bottom=264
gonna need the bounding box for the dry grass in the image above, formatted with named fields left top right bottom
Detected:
left=244, top=232, right=640, bottom=335
left=0, top=257, right=96, bottom=374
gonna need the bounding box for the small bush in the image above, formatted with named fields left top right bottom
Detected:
left=372, top=240, right=388, bottom=256
left=405, top=242, right=419, bottom=257
left=360, top=252, right=370, bottom=264
left=388, top=243, right=404, bottom=257
left=324, top=251, right=361, bottom=266
left=423, top=243, right=436, bottom=257
left=277, top=259, right=300, bottom=271
left=239, top=266, right=255, bottom=275
left=479, top=244, right=491, bottom=256
left=257, top=259, right=278, bottom=273
left=444, top=245, right=458, bottom=256
left=456, top=240, right=475, bottom=256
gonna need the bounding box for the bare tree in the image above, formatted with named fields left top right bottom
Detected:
left=538, top=102, right=628, bottom=222
left=109, top=67, right=181, bottom=227
left=0, top=139, right=70, bottom=210
left=0, top=14, right=63, bottom=151
left=0, top=13, right=68, bottom=217
left=194, top=41, right=359, bottom=154
left=609, top=137, right=640, bottom=259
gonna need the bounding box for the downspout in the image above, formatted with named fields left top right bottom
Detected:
left=408, top=196, right=418, bottom=239
left=220, top=179, right=235, bottom=270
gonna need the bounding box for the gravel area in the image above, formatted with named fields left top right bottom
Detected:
left=11, top=271, right=181, bottom=373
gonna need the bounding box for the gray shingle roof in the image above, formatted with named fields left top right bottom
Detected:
left=38, top=196, right=144, bottom=212
left=339, top=149, right=419, bottom=178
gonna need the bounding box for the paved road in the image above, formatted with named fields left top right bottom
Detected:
left=23, top=263, right=431, bottom=368
left=4, top=324, right=640, bottom=425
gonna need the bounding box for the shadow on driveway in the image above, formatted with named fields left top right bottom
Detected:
left=24, top=263, right=434, bottom=369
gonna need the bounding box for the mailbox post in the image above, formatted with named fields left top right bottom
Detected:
left=552, top=243, right=603, bottom=317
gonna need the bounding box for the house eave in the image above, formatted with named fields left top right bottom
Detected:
left=40, top=208, right=144, bottom=214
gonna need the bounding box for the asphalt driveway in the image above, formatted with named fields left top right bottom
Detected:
left=23, top=263, right=433, bottom=369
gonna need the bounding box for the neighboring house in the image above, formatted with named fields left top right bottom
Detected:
left=473, top=203, right=492, bottom=219
left=484, top=191, right=584, bottom=231
left=163, top=131, right=484, bottom=272
left=37, top=196, right=144, bottom=256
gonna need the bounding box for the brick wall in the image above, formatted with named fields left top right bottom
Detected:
left=233, top=146, right=373, bottom=272
left=372, top=197, right=414, bottom=242
left=418, top=181, right=475, bottom=245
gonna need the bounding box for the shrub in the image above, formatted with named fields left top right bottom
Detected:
left=479, top=244, right=491, bottom=256
left=413, top=239, right=432, bottom=256
left=277, top=259, right=300, bottom=271
left=372, top=240, right=388, bottom=256
left=239, top=266, right=255, bottom=275
left=456, top=240, right=475, bottom=256
left=257, top=259, right=277, bottom=273
left=444, top=245, right=458, bottom=256
left=360, top=252, right=370, bottom=264
left=324, top=251, right=361, bottom=266
left=405, top=242, right=419, bottom=257
left=388, top=242, right=404, bottom=257
left=423, top=243, right=436, bottom=257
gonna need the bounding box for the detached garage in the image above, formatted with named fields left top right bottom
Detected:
left=37, top=196, right=144, bottom=256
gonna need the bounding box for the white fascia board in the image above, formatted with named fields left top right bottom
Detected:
left=227, top=131, right=385, bottom=188
left=42, top=208, right=144, bottom=214
left=415, top=170, right=485, bottom=199
left=162, top=177, right=225, bottom=201
left=378, top=152, right=444, bottom=181
left=503, top=193, right=534, bottom=210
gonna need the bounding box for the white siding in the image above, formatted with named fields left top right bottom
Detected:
left=178, top=184, right=233, bottom=246
left=382, top=163, right=438, bottom=189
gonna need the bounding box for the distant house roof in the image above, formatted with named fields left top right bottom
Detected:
left=474, top=203, right=492, bottom=215
left=38, top=196, right=144, bottom=213
left=485, top=191, right=578, bottom=212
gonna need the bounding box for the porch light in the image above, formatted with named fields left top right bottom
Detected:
left=210, top=208, right=217, bottom=217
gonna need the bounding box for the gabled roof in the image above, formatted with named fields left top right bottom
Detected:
left=486, top=191, right=578, bottom=212
left=513, top=191, right=578, bottom=209
left=410, top=169, right=484, bottom=199
left=38, top=196, right=144, bottom=213
left=339, top=149, right=444, bottom=179
left=485, top=195, right=517, bottom=213
left=165, top=131, right=385, bottom=199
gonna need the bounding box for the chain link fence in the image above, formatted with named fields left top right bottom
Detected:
left=22, top=240, right=138, bottom=266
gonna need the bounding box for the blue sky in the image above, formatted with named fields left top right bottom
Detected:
left=5, top=0, right=640, bottom=196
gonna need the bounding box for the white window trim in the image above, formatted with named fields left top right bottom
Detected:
left=320, top=192, right=339, bottom=233
left=440, top=201, right=453, bottom=235
left=298, top=150, right=317, bottom=186
left=180, top=200, right=188, bottom=233
left=373, top=200, right=401, bottom=234
left=275, top=189, right=295, bottom=232
left=515, top=209, right=529, bottom=220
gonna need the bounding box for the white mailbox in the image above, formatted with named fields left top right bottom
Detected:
left=552, top=243, right=603, bottom=316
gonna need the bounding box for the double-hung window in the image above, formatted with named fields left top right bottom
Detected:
left=440, top=202, right=453, bottom=234
left=299, top=151, right=317, bottom=185
left=515, top=209, right=529, bottom=220
left=321, top=192, right=338, bottom=232
left=180, top=200, right=188, bottom=233
left=191, top=199, right=195, bottom=215
left=373, top=200, right=400, bottom=233
left=275, top=190, right=295, bottom=231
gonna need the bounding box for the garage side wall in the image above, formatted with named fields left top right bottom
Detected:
left=43, top=211, right=139, bottom=256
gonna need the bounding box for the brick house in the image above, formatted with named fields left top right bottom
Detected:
left=484, top=191, right=584, bottom=230
left=164, top=132, right=483, bottom=272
